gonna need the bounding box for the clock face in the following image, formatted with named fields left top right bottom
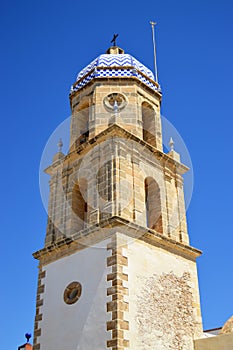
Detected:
left=63, top=281, right=82, bottom=305
left=103, top=93, right=127, bottom=112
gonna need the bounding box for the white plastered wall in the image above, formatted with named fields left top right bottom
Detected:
left=38, top=239, right=111, bottom=350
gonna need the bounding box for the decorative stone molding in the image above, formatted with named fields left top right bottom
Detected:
left=33, top=217, right=201, bottom=270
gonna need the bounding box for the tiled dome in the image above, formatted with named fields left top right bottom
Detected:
left=70, top=48, right=159, bottom=94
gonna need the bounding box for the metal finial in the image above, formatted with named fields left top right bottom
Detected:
left=25, top=333, right=31, bottom=343
left=111, top=33, right=119, bottom=46
left=169, top=137, right=174, bottom=151
left=57, top=138, right=63, bottom=152
left=113, top=100, right=119, bottom=114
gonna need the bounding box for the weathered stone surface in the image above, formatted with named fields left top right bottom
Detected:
left=194, top=333, right=233, bottom=350
left=221, top=315, right=233, bottom=334
left=137, top=272, right=195, bottom=350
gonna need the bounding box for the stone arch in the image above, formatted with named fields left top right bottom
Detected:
left=76, top=98, right=90, bottom=146
left=145, top=177, right=163, bottom=233
left=142, top=102, right=156, bottom=147
left=72, top=178, right=88, bottom=232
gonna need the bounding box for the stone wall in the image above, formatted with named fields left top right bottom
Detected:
left=70, top=80, right=162, bottom=151
left=45, top=127, right=189, bottom=246
left=194, top=333, right=233, bottom=350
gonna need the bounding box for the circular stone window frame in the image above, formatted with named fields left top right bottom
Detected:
left=63, top=281, right=82, bottom=305
left=103, top=93, right=127, bottom=112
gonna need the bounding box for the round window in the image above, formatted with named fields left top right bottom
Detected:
left=63, top=281, right=82, bottom=305
left=103, top=93, right=127, bottom=112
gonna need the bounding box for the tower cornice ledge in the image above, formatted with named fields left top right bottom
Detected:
left=45, top=124, right=188, bottom=176
left=33, top=216, right=202, bottom=266
left=70, top=72, right=161, bottom=98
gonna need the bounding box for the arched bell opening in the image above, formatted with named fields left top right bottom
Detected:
left=142, top=102, right=157, bottom=147
left=72, top=178, right=88, bottom=232
left=145, top=177, right=163, bottom=233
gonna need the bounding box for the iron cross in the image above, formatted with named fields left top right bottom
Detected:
left=111, top=34, right=119, bottom=46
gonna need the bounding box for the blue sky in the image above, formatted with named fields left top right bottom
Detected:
left=1, top=0, right=233, bottom=347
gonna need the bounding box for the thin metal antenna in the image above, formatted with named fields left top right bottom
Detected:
left=150, top=21, right=158, bottom=84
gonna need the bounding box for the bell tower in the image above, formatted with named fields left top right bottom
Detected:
left=33, top=46, right=203, bottom=350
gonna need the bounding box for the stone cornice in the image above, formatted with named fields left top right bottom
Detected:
left=45, top=124, right=188, bottom=176
left=70, top=73, right=162, bottom=100
left=33, top=216, right=202, bottom=266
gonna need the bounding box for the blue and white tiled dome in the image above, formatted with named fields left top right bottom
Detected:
left=70, top=49, right=159, bottom=94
